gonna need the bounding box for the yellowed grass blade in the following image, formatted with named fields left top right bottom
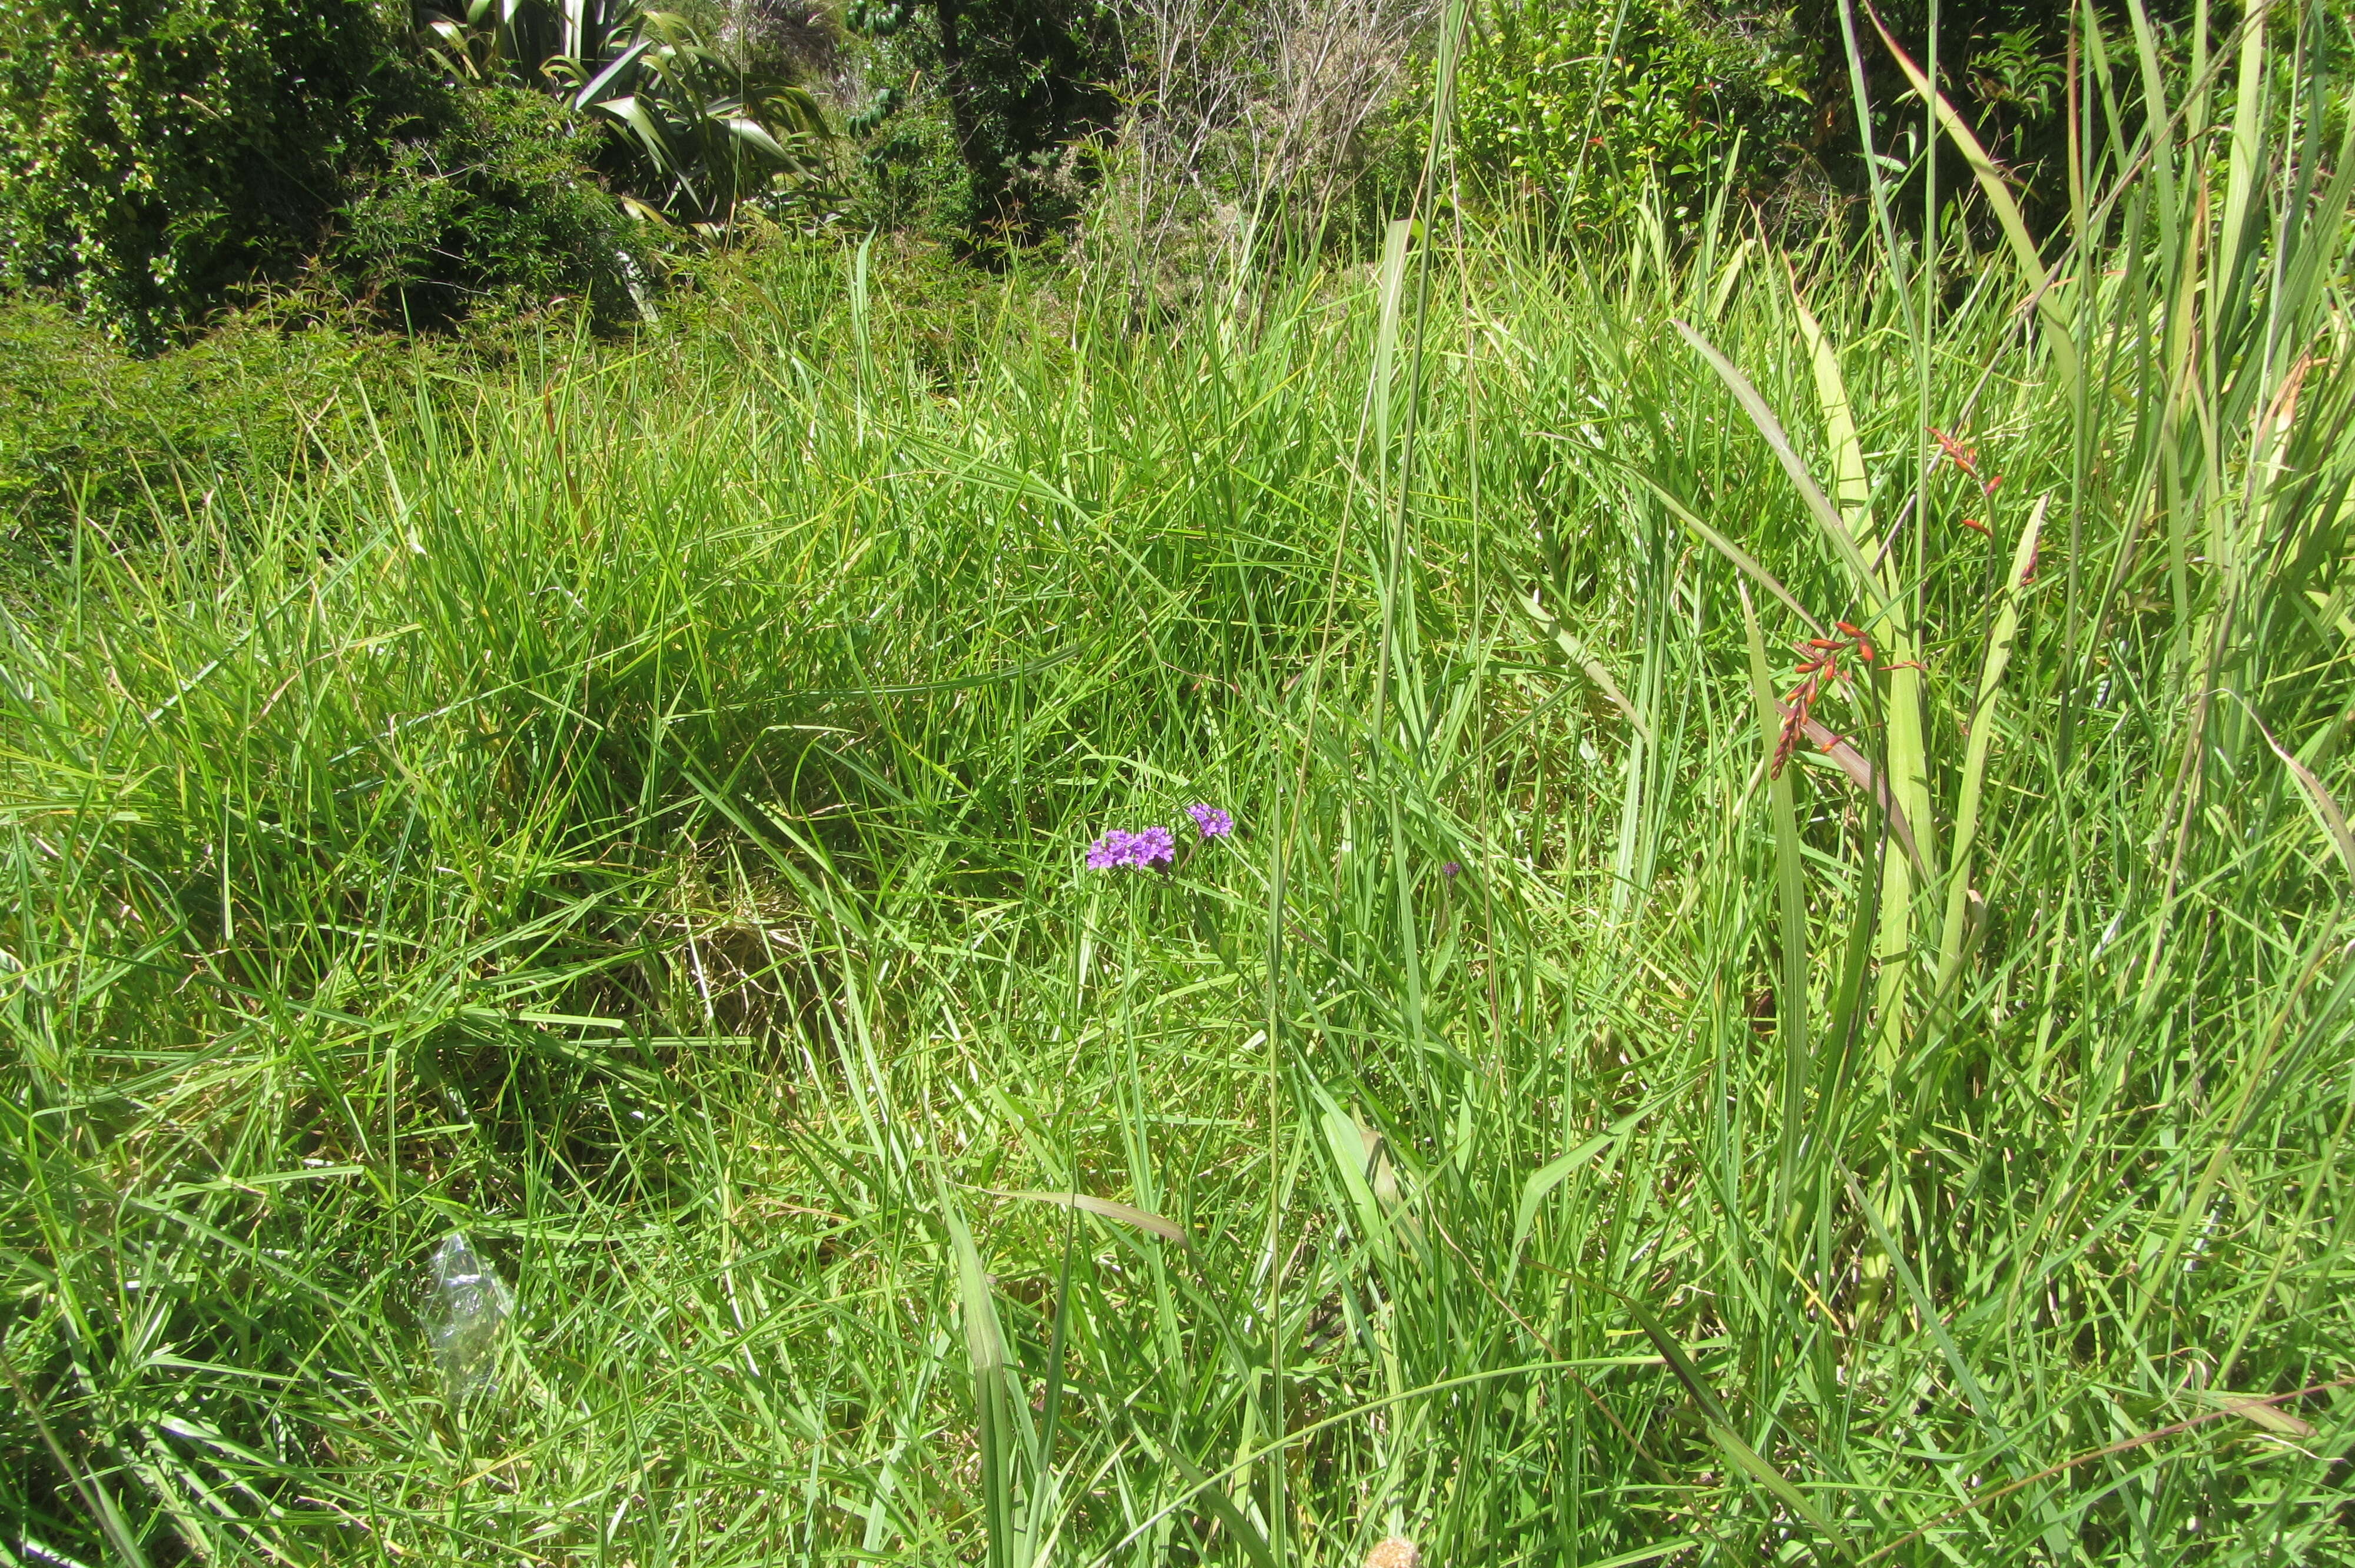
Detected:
left=2235, top=699, right=2355, bottom=886
left=987, top=1189, right=1191, bottom=1247
left=1936, top=496, right=2048, bottom=999
left=1673, top=320, right=1885, bottom=605
left=1788, top=281, right=1873, bottom=549
left=2214, top=1394, right=2316, bottom=1439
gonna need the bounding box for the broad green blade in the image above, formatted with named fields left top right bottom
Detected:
left=1935, top=497, right=2047, bottom=1003
left=1673, top=320, right=1885, bottom=605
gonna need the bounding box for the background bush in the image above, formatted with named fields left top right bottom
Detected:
left=1455, top=0, right=1812, bottom=230
left=1453, top=0, right=2198, bottom=241
left=0, top=293, right=412, bottom=550
left=0, top=0, right=409, bottom=346
left=0, top=0, right=658, bottom=343
left=333, top=82, right=643, bottom=330
left=843, top=0, right=1126, bottom=248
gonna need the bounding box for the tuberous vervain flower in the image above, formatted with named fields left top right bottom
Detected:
left=1130, top=825, right=1176, bottom=866
left=1087, top=825, right=1175, bottom=870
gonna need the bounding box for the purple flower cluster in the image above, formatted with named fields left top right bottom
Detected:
left=1087, top=803, right=1235, bottom=871
left=1186, top=803, right=1234, bottom=839
left=1087, top=825, right=1175, bottom=869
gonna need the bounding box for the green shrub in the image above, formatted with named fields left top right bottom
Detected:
left=0, top=0, right=664, bottom=340
left=1455, top=1, right=2201, bottom=245
left=1455, top=0, right=1812, bottom=231
left=334, top=83, right=645, bottom=329
left=842, top=0, right=1123, bottom=247
left=0, top=0, right=410, bottom=346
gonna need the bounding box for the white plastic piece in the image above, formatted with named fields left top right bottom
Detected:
left=427, top=1233, right=512, bottom=1398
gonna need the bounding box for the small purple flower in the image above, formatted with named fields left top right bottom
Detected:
left=1187, top=803, right=1235, bottom=839
left=1087, top=825, right=1175, bottom=870
left=1441, top=861, right=1461, bottom=880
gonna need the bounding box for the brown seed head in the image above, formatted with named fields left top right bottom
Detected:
left=1365, top=1537, right=1421, bottom=1568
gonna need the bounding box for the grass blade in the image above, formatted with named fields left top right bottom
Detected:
left=1933, top=496, right=2048, bottom=1002
left=1672, top=320, right=1884, bottom=604
left=1606, top=1283, right=1856, bottom=1559
left=1523, top=587, right=1656, bottom=747
left=987, top=1189, right=1191, bottom=1248
left=1866, top=2, right=2081, bottom=390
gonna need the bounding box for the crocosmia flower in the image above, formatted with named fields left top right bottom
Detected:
left=1186, top=803, right=1234, bottom=838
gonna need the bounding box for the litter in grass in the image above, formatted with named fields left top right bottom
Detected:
left=426, top=1233, right=512, bottom=1399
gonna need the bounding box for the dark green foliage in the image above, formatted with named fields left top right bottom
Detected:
left=334, top=83, right=642, bottom=328
left=1785, top=0, right=2196, bottom=231
left=0, top=0, right=655, bottom=340
left=1457, top=0, right=2200, bottom=242
left=0, top=0, right=408, bottom=346
left=846, top=0, right=1123, bottom=245
left=419, top=2, right=843, bottom=232
left=562, top=11, right=840, bottom=229
left=931, top=0, right=1123, bottom=239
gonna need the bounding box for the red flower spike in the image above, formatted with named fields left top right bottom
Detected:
left=1930, top=426, right=1982, bottom=479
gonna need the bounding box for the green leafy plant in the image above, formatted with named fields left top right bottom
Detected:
left=416, top=0, right=586, bottom=81
left=1454, top=0, right=1812, bottom=229
left=333, top=81, right=646, bottom=326
left=841, top=0, right=1122, bottom=244
left=0, top=0, right=409, bottom=344
left=414, top=2, right=841, bottom=230
left=556, top=9, right=838, bottom=229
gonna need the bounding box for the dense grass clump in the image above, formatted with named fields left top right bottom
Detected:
left=5, top=12, right=2355, bottom=1565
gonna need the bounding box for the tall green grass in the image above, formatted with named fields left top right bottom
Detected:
left=6, top=3, right=2355, bottom=1562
